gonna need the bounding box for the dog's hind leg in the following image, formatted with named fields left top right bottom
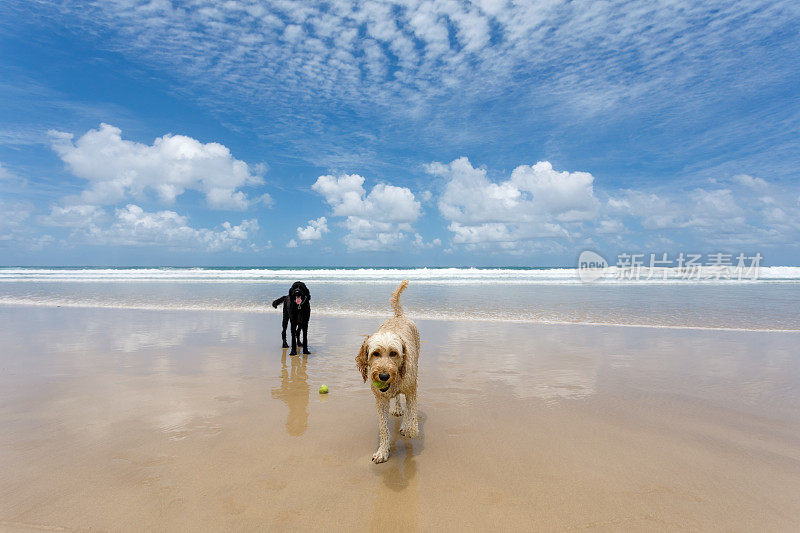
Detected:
left=399, top=391, right=419, bottom=438
left=301, top=324, right=310, bottom=354
left=372, top=398, right=391, bottom=463
left=390, top=395, right=405, bottom=417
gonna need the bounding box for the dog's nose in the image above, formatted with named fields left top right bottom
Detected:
left=378, top=372, right=390, bottom=382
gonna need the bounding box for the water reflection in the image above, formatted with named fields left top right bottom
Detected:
left=270, top=350, right=309, bottom=436
left=369, top=418, right=421, bottom=531
left=434, top=320, right=601, bottom=403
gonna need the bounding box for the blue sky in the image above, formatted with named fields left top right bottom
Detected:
left=1, top=0, right=799, bottom=266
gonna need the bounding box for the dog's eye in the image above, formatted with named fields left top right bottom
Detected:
left=389, top=351, right=397, bottom=357
left=371, top=351, right=380, bottom=358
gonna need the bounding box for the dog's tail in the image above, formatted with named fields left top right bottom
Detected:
left=272, top=296, right=286, bottom=309
left=390, top=280, right=409, bottom=317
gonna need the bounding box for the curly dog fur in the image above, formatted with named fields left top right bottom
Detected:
left=356, top=280, right=420, bottom=463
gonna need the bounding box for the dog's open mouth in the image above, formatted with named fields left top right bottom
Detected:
left=295, top=296, right=303, bottom=305
left=372, top=380, right=390, bottom=392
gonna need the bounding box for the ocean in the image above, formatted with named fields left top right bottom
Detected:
left=1, top=266, right=800, bottom=331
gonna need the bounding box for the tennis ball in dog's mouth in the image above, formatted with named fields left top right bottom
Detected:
left=372, top=380, right=389, bottom=391
left=318, top=384, right=328, bottom=394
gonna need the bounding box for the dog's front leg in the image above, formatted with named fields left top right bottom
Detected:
left=281, top=312, right=290, bottom=348
left=289, top=319, right=298, bottom=355
left=390, top=394, right=405, bottom=417
left=372, top=397, right=391, bottom=463
left=399, top=391, right=419, bottom=438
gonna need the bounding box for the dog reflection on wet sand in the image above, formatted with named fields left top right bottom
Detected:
left=270, top=350, right=309, bottom=436
left=356, top=280, right=421, bottom=463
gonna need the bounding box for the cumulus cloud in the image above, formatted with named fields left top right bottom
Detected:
left=49, top=124, right=264, bottom=210
left=312, top=173, right=422, bottom=250
left=426, top=157, right=800, bottom=251
left=427, top=157, right=598, bottom=247
left=296, top=216, right=329, bottom=243
left=71, top=204, right=260, bottom=252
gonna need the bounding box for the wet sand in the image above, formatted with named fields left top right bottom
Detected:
left=1, top=305, right=800, bottom=531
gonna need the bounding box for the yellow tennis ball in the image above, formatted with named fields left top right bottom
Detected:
left=318, top=384, right=328, bottom=394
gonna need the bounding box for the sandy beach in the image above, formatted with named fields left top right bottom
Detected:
left=1, top=304, right=800, bottom=531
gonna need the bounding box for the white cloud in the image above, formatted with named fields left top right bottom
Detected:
left=608, top=188, right=748, bottom=232
left=42, top=1, right=795, bottom=151
left=257, top=193, right=274, bottom=207
left=687, top=189, right=745, bottom=229
left=0, top=199, right=31, bottom=235
left=412, top=233, right=441, bottom=249
left=607, top=191, right=685, bottom=229
left=286, top=239, right=298, bottom=248
left=0, top=162, right=17, bottom=181
left=296, top=216, right=329, bottom=243
left=75, top=204, right=259, bottom=252
left=0, top=199, right=55, bottom=251
left=732, top=174, right=768, bottom=189
left=607, top=175, right=800, bottom=246
left=510, top=162, right=599, bottom=221
left=39, top=204, right=107, bottom=228
left=428, top=157, right=598, bottom=247
left=426, top=158, right=800, bottom=251
left=596, top=219, right=625, bottom=234
left=49, top=123, right=264, bottom=210
left=312, top=173, right=421, bottom=251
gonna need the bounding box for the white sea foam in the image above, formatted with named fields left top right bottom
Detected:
left=1, top=296, right=798, bottom=332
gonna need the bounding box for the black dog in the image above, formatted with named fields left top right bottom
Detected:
left=272, top=281, right=311, bottom=355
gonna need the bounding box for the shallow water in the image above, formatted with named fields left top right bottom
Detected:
left=1, top=267, right=800, bottom=330
left=1, top=306, right=799, bottom=530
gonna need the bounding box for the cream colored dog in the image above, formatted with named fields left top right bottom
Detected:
left=356, top=280, right=420, bottom=463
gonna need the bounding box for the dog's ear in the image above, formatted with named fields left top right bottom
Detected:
left=356, top=337, right=369, bottom=382
left=398, top=338, right=408, bottom=378
left=297, top=282, right=310, bottom=300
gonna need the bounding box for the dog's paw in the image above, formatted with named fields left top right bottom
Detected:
left=302, top=348, right=310, bottom=355
left=282, top=343, right=289, bottom=348
left=372, top=448, right=390, bottom=463
left=391, top=406, right=405, bottom=417
left=289, top=350, right=298, bottom=356
left=399, top=424, right=419, bottom=438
